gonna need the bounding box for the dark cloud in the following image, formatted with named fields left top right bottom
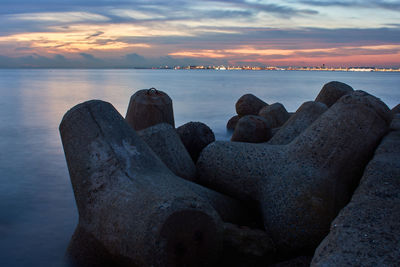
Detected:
left=116, top=26, right=400, bottom=51
left=86, top=31, right=104, bottom=39
left=79, top=53, right=98, bottom=60
left=299, top=0, right=400, bottom=11
left=203, top=0, right=318, bottom=16
left=0, top=53, right=227, bottom=68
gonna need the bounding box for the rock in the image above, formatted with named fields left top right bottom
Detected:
left=197, top=91, right=391, bottom=254
left=391, top=103, right=400, bottom=115
left=176, top=122, right=215, bottom=163
left=231, top=115, right=272, bottom=143
left=315, top=81, right=354, bottom=107
left=311, top=114, right=400, bottom=267
left=138, top=123, right=196, bottom=181
left=60, top=100, right=252, bottom=266
left=258, top=103, right=290, bottom=128
left=221, top=223, right=275, bottom=266
left=235, top=94, right=268, bottom=116
left=125, top=88, right=175, bottom=130
left=227, top=115, right=240, bottom=131
left=268, top=101, right=328, bottom=145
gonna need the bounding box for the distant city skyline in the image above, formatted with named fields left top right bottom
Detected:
left=0, top=0, right=400, bottom=68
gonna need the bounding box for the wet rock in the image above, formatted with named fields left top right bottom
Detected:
left=222, top=223, right=275, bottom=266
left=60, top=100, right=252, bottom=266
left=258, top=103, right=290, bottom=128
left=125, top=88, right=175, bottom=130
left=268, top=101, right=328, bottom=145
left=236, top=94, right=268, bottom=116
left=176, top=121, right=215, bottom=163
left=231, top=115, right=272, bottom=143
left=315, top=81, right=354, bottom=107
left=138, top=123, right=196, bottom=181
left=197, top=91, right=391, bottom=254
left=227, top=115, right=240, bottom=131
left=311, top=114, right=400, bottom=267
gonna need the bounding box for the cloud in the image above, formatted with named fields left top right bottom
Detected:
left=86, top=31, right=104, bottom=40
left=79, top=53, right=98, bottom=60
left=6, top=12, right=109, bottom=23
left=0, top=53, right=227, bottom=68
left=0, top=0, right=398, bottom=67
left=202, top=0, right=318, bottom=16
left=299, top=0, right=400, bottom=11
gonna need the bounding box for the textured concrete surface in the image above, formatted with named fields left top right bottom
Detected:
left=258, top=103, right=290, bottom=128
left=125, top=88, right=175, bottom=130
left=235, top=94, right=268, bottom=116
left=138, top=123, right=196, bottom=181
left=315, top=81, right=353, bottom=107
left=268, top=101, right=327, bottom=145
left=311, top=114, right=400, bottom=267
left=231, top=115, right=272, bottom=143
left=197, top=91, right=391, bottom=254
left=177, top=121, right=215, bottom=163
left=60, top=100, right=251, bottom=266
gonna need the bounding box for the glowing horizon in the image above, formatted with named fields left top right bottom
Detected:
left=1, top=0, right=400, bottom=68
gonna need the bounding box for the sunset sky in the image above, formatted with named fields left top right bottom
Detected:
left=1, top=0, right=400, bottom=68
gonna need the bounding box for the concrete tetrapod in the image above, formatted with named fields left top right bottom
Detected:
left=231, top=115, right=272, bottom=143
left=125, top=88, right=175, bottom=131
left=311, top=114, right=400, bottom=266
left=137, top=123, right=196, bottom=181
left=235, top=94, right=268, bottom=116
left=315, top=81, right=353, bottom=107
left=176, top=121, right=215, bottom=163
left=60, top=100, right=251, bottom=266
left=268, top=101, right=328, bottom=145
left=197, top=91, right=391, bottom=254
left=391, top=103, right=400, bottom=115
left=258, top=103, right=290, bottom=128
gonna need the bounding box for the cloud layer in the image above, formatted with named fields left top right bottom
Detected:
left=0, top=0, right=399, bottom=67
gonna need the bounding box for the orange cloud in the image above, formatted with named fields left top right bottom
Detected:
left=168, top=44, right=400, bottom=66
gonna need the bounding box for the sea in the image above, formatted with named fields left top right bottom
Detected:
left=0, top=69, right=399, bottom=266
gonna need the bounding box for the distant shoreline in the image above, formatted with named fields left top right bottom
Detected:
left=0, top=67, right=399, bottom=72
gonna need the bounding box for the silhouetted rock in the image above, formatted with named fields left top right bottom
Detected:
left=138, top=123, right=196, bottom=181
left=315, top=81, right=354, bottom=107
left=258, top=103, right=290, bottom=128
left=60, top=100, right=252, bottom=266
left=177, top=121, right=215, bottom=163
left=231, top=115, right=272, bottom=143
left=227, top=115, right=240, bottom=131
left=125, top=88, right=175, bottom=130
left=311, top=114, right=400, bottom=267
left=268, top=101, right=328, bottom=145
left=197, top=91, right=391, bottom=254
left=236, top=94, right=268, bottom=116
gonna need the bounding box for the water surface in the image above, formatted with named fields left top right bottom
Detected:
left=0, top=69, right=399, bottom=266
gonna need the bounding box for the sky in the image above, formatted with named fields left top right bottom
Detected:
left=0, top=0, right=400, bottom=68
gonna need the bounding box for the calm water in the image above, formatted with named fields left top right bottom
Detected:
left=0, top=69, right=399, bottom=266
